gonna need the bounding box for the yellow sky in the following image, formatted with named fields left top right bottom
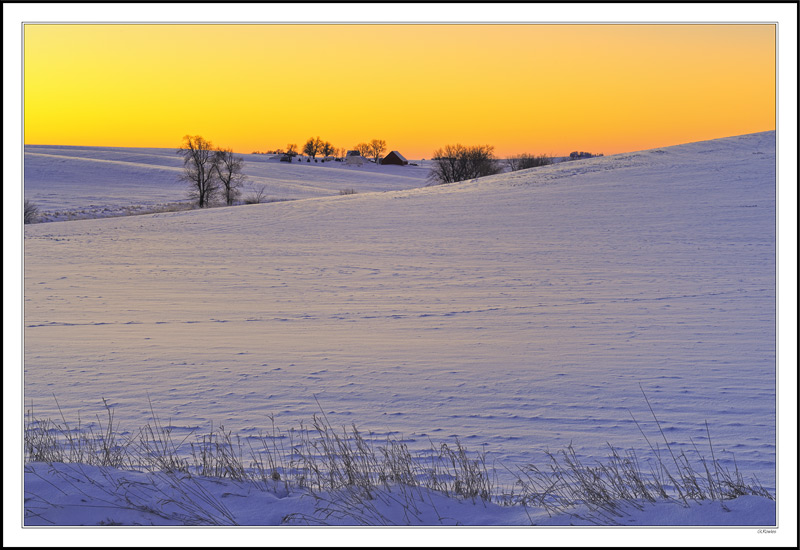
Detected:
left=24, top=24, right=775, bottom=158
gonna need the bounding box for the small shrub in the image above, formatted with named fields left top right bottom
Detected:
left=568, top=151, right=602, bottom=161
left=243, top=185, right=268, bottom=204
left=24, top=200, right=39, bottom=224
left=507, top=153, right=553, bottom=171
left=339, top=189, right=357, bottom=195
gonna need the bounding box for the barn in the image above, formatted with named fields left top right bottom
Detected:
left=381, top=151, right=408, bottom=165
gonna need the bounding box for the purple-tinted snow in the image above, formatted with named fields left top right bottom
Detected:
left=22, top=132, right=778, bottom=531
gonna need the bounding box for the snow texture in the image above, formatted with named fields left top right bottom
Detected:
left=22, top=132, right=777, bottom=530
left=23, top=461, right=774, bottom=526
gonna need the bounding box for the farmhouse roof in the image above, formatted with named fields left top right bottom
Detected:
left=387, top=151, right=407, bottom=162
left=381, top=150, right=408, bottom=165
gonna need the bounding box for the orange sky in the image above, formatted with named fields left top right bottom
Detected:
left=24, top=24, right=775, bottom=158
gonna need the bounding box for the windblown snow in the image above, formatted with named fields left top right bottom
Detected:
left=22, top=132, right=777, bottom=528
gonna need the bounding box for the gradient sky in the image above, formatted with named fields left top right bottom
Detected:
left=24, top=24, right=775, bottom=158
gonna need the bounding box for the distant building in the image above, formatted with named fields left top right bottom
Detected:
left=381, top=151, right=408, bottom=166
left=345, top=150, right=365, bottom=166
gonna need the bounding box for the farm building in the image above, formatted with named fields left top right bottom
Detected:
left=381, top=151, right=408, bottom=165
left=345, top=150, right=366, bottom=166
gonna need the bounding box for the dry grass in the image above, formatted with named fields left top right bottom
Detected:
left=24, top=390, right=774, bottom=525
left=24, top=200, right=40, bottom=224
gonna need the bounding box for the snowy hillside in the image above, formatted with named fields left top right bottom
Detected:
left=22, top=132, right=777, bottom=529
left=24, top=144, right=430, bottom=221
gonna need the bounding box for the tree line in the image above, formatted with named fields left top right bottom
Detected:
left=24, top=135, right=575, bottom=223
left=427, top=144, right=604, bottom=185
left=427, top=145, right=557, bottom=185
left=177, top=135, right=391, bottom=208
left=298, top=137, right=386, bottom=163
left=253, top=137, right=387, bottom=165
left=178, top=133, right=578, bottom=208
left=568, top=151, right=602, bottom=160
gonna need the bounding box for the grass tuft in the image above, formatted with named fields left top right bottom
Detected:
left=24, top=390, right=774, bottom=525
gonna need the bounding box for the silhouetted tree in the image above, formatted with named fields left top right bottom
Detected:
left=507, top=153, right=553, bottom=171
left=569, top=151, right=597, bottom=160
left=214, top=148, right=247, bottom=205
left=177, top=135, right=219, bottom=207
left=354, top=142, right=371, bottom=158
left=303, top=136, right=323, bottom=158
left=321, top=141, right=335, bottom=158
left=428, top=144, right=502, bottom=185
left=369, top=139, right=387, bottom=164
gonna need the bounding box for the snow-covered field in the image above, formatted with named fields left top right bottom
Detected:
left=21, top=132, right=782, bottom=535
left=21, top=461, right=776, bottom=527
left=23, top=144, right=431, bottom=221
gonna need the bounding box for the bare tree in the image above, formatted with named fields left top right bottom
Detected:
left=214, top=148, right=247, bottom=205
left=177, top=135, right=219, bottom=208
left=354, top=142, right=371, bottom=158
left=429, top=144, right=464, bottom=185
left=369, top=139, right=387, bottom=164
left=286, top=143, right=298, bottom=157
left=321, top=141, right=335, bottom=158
left=303, top=136, right=323, bottom=159
left=507, top=153, right=553, bottom=171
left=428, top=144, right=502, bottom=185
